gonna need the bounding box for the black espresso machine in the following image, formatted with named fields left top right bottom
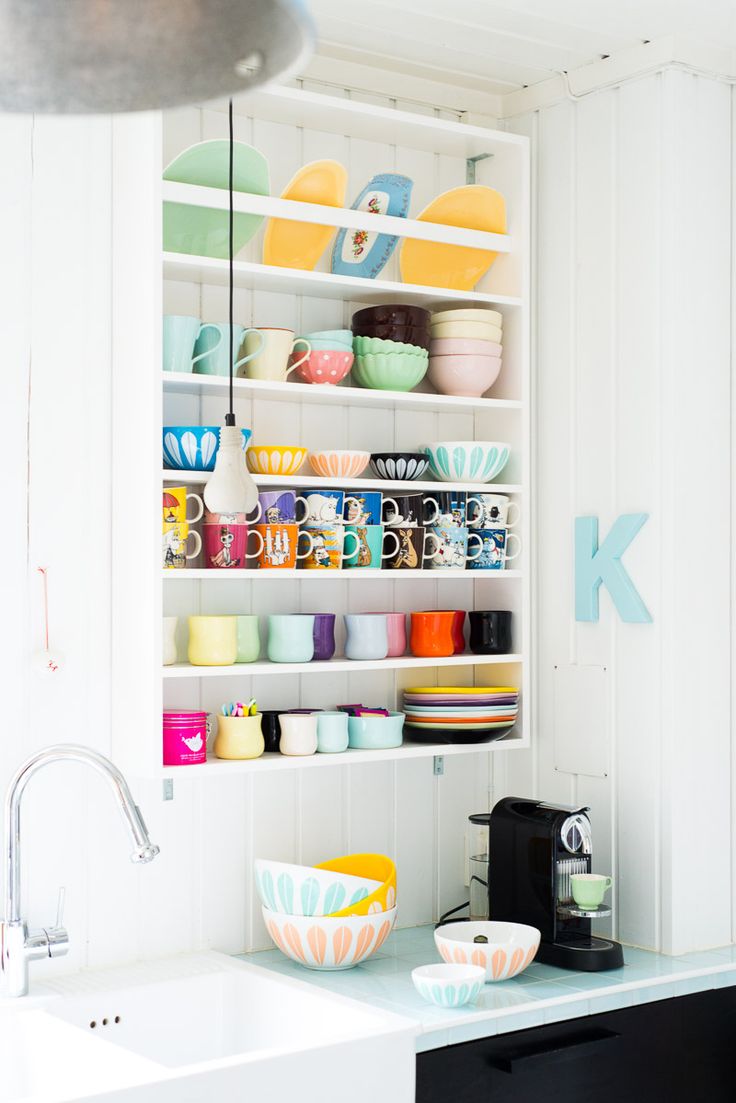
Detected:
left=473, top=797, right=623, bottom=971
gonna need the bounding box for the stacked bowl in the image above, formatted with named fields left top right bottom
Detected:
left=256, top=854, right=397, bottom=970
left=403, top=685, right=519, bottom=744
left=291, top=329, right=354, bottom=386
left=428, top=308, right=503, bottom=398
left=351, top=304, right=429, bottom=392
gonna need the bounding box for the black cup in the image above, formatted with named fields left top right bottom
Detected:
left=259, top=710, right=282, bottom=753
left=468, top=610, right=512, bottom=655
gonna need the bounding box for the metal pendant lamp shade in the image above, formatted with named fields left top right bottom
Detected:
left=0, top=0, right=314, bottom=113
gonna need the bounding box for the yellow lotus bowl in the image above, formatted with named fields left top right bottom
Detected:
left=316, top=853, right=397, bottom=918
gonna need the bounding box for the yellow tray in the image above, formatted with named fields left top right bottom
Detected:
left=399, top=185, right=506, bottom=291
left=405, top=686, right=519, bottom=695
left=263, top=160, right=347, bottom=271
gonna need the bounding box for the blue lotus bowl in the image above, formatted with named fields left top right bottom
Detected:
left=162, top=426, right=252, bottom=471
left=424, top=440, right=511, bottom=484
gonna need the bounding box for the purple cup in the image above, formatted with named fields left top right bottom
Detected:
left=307, top=613, right=336, bottom=661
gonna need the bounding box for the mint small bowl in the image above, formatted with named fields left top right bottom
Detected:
left=352, top=352, right=429, bottom=393
left=412, top=963, right=485, bottom=1008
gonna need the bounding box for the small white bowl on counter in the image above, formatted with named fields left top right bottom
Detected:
left=412, top=963, right=485, bottom=1008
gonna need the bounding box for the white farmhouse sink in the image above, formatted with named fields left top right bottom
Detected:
left=31, top=951, right=416, bottom=1102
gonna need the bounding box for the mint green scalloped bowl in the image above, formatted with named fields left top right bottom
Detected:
left=352, top=351, right=428, bottom=392
left=353, top=335, right=428, bottom=357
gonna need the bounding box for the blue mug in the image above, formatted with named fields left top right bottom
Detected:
left=193, top=323, right=264, bottom=377
left=466, top=527, right=521, bottom=571
left=343, top=491, right=396, bottom=526
left=429, top=525, right=483, bottom=570
left=163, top=315, right=223, bottom=374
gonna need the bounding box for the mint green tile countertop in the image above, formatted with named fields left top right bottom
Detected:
left=239, top=926, right=736, bottom=1053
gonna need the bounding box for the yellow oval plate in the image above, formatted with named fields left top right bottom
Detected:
left=263, top=160, right=348, bottom=271
left=399, top=185, right=506, bottom=291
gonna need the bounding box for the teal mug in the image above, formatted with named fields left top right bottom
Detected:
left=343, top=524, right=400, bottom=570
left=163, top=315, right=223, bottom=374
left=192, top=323, right=265, bottom=377
left=267, top=614, right=315, bottom=663
left=316, top=711, right=349, bottom=753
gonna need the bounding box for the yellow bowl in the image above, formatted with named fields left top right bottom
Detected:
left=246, top=445, right=307, bottom=476
left=315, top=853, right=397, bottom=917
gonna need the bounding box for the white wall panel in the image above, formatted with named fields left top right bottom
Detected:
left=509, top=71, right=734, bottom=953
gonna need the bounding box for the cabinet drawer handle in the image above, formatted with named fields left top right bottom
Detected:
left=486, top=1026, right=621, bottom=1073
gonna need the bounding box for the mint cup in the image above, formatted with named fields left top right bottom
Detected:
left=570, top=874, right=612, bottom=911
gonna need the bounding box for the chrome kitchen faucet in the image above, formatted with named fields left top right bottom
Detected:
left=1, top=744, right=160, bottom=996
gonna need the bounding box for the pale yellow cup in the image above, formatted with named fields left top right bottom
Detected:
left=187, top=615, right=237, bottom=666
left=214, top=714, right=265, bottom=760
left=240, top=328, right=311, bottom=381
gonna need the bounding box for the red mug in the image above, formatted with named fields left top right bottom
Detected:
left=434, top=609, right=466, bottom=653
left=202, top=523, right=263, bottom=569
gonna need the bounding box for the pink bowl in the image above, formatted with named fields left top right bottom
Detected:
left=429, top=338, right=502, bottom=357
left=428, top=354, right=502, bottom=398
left=308, top=450, right=371, bottom=478
left=294, top=349, right=354, bottom=386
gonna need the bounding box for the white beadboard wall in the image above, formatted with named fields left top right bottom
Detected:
left=503, top=70, right=734, bottom=954
left=0, top=88, right=507, bottom=984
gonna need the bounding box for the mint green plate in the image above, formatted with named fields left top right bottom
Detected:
left=163, top=140, right=269, bottom=259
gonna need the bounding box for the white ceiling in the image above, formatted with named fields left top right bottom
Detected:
left=306, top=0, right=736, bottom=95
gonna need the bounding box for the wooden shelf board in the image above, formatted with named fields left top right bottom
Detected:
left=162, top=469, right=522, bottom=494
left=162, top=568, right=521, bottom=581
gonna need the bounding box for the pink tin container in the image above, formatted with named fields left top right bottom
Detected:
left=163, top=710, right=209, bottom=766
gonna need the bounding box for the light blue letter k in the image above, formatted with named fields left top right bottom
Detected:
left=575, top=513, right=651, bottom=623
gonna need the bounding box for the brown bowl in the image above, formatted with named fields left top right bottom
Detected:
left=352, top=323, right=430, bottom=350
left=352, top=304, right=430, bottom=329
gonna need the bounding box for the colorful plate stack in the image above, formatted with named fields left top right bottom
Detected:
left=402, top=685, right=519, bottom=744
left=428, top=308, right=503, bottom=398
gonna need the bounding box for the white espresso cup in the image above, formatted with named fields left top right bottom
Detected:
left=240, top=328, right=311, bottom=381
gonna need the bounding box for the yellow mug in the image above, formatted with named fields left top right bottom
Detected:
left=187, top=615, right=237, bottom=666
left=162, top=486, right=204, bottom=528
left=214, top=714, right=265, bottom=760
left=163, top=522, right=201, bottom=569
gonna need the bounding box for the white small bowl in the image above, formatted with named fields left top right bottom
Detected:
left=412, top=963, right=485, bottom=1008
left=435, top=920, right=540, bottom=982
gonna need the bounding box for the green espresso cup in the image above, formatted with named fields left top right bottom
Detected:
left=570, top=873, right=613, bottom=911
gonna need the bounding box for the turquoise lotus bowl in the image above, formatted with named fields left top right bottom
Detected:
left=163, top=426, right=252, bottom=471
left=412, top=963, right=485, bottom=1008
left=424, top=440, right=511, bottom=484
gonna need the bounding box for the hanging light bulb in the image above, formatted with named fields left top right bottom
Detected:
left=0, top=0, right=313, bottom=114
left=204, top=98, right=259, bottom=516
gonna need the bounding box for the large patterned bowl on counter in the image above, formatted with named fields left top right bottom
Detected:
left=434, top=920, right=540, bottom=982
left=163, top=426, right=252, bottom=471
left=254, top=859, right=381, bottom=917
left=424, top=440, right=511, bottom=484
left=263, top=905, right=397, bottom=970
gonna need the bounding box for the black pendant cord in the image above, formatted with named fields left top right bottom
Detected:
left=225, top=97, right=235, bottom=427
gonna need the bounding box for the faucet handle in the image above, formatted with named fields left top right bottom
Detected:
left=43, top=887, right=69, bottom=960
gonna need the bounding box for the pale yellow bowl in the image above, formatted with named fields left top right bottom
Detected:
left=246, top=445, right=307, bottom=476
left=431, top=307, right=503, bottom=327
left=430, top=320, right=503, bottom=343
left=315, top=853, right=397, bottom=917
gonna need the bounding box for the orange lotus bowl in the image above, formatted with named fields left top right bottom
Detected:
left=308, top=450, right=371, bottom=479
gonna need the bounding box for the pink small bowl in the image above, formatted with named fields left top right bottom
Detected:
left=429, top=337, right=502, bottom=357
left=428, top=354, right=502, bottom=398
left=308, top=450, right=371, bottom=478
left=293, top=349, right=354, bottom=386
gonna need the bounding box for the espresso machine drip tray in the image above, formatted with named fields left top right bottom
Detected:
left=557, top=904, right=613, bottom=919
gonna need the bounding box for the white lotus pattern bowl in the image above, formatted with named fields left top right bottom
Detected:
left=434, top=920, right=540, bottom=982
left=424, top=440, right=511, bottom=484
left=412, top=963, right=485, bottom=1007
left=254, top=859, right=381, bottom=917
left=263, top=905, right=397, bottom=970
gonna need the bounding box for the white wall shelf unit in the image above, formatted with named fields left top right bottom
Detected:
left=163, top=568, right=521, bottom=581
left=162, top=371, right=522, bottom=413
left=114, top=81, right=531, bottom=788
left=158, top=737, right=524, bottom=779
left=162, top=470, right=523, bottom=495
left=163, top=654, right=523, bottom=678
left=163, top=253, right=523, bottom=308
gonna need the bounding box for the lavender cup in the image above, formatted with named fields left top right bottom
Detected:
left=308, top=613, right=336, bottom=661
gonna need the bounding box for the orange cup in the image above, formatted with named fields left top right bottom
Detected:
left=410, top=610, right=457, bottom=658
